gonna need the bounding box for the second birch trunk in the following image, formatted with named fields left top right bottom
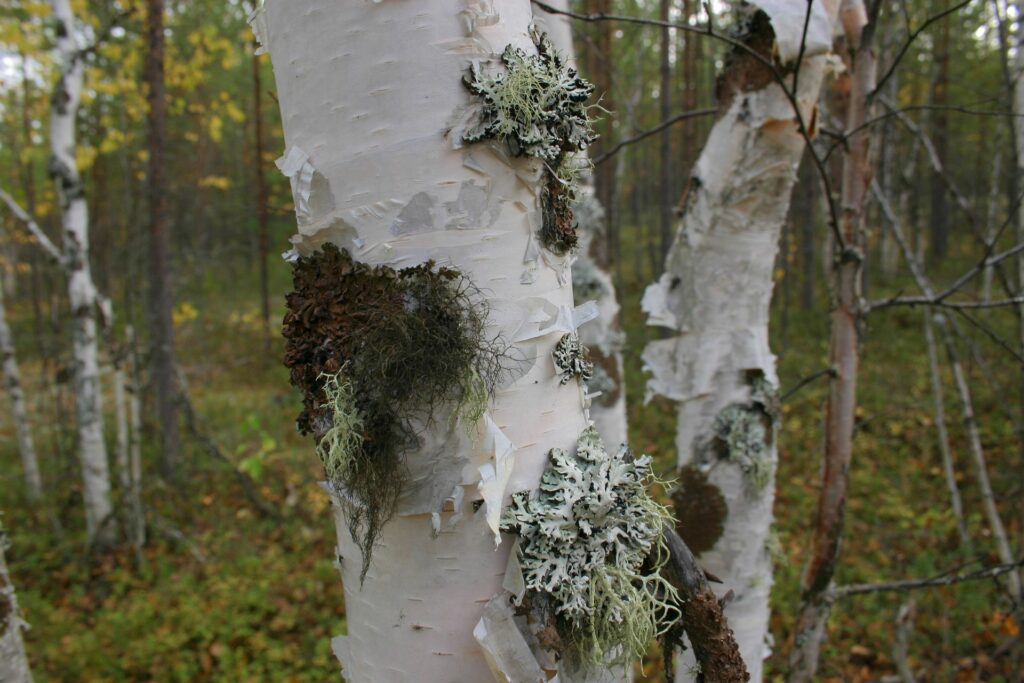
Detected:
left=641, top=3, right=838, bottom=679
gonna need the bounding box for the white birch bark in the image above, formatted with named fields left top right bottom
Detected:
left=0, top=524, right=34, bottom=683
left=50, top=0, right=116, bottom=547
left=639, top=3, right=838, bottom=680
left=535, top=0, right=627, bottom=448
left=260, top=2, right=598, bottom=680
left=0, top=285, right=43, bottom=501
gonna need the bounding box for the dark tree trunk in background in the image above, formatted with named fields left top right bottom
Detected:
left=929, top=12, right=950, bottom=261
left=800, top=151, right=816, bottom=310
left=657, top=0, right=672, bottom=276
left=252, top=37, right=271, bottom=355
left=681, top=0, right=700, bottom=182
left=146, top=0, right=180, bottom=478
left=586, top=0, right=616, bottom=270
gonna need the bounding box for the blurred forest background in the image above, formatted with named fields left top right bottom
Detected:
left=0, top=0, right=1022, bottom=680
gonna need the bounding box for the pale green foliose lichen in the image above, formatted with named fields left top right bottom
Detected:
left=553, top=332, right=594, bottom=386
left=463, top=29, right=596, bottom=166
left=572, top=192, right=606, bottom=236
left=709, top=404, right=773, bottom=491
left=501, top=426, right=681, bottom=670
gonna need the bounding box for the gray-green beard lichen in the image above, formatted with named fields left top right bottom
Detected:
left=501, top=426, right=681, bottom=671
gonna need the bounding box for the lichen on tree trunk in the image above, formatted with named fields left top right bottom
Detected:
left=640, top=2, right=839, bottom=679
left=261, top=2, right=600, bottom=679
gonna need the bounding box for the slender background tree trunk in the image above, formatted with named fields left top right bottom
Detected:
left=0, top=523, right=33, bottom=683
left=50, top=0, right=116, bottom=547
left=0, top=285, right=42, bottom=501
left=146, top=0, right=180, bottom=478
left=789, top=2, right=878, bottom=677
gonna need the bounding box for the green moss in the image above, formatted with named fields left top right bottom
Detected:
left=501, top=426, right=681, bottom=671
left=283, top=245, right=510, bottom=581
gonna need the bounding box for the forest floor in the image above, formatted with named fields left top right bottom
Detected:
left=0, top=219, right=1020, bottom=682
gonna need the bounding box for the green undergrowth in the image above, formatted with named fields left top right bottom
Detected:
left=0, top=219, right=347, bottom=682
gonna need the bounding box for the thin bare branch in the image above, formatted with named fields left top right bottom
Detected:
left=781, top=367, right=837, bottom=402
left=593, top=107, right=716, bottom=165
left=0, top=187, right=63, bottom=264
left=834, top=558, right=1024, bottom=598
left=871, top=0, right=974, bottom=98
left=870, top=295, right=1024, bottom=311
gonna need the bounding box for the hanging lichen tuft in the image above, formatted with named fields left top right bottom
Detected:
left=463, top=29, right=597, bottom=256
left=700, top=372, right=780, bottom=493
left=283, top=244, right=509, bottom=582
left=501, top=426, right=681, bottom=671
left=553, top=332, right=594, bottom=386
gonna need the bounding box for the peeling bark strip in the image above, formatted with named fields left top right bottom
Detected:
left=788, top=2, right=877, bottom=681
left=0, top=286, right=43, bottom=501
left=49, top=0, right=116, bottom=548
left=640, top=2, right=839, bottom=679
left=262, top=2, right=595, bottom=680
left=0, top=524, right=34, bottom=683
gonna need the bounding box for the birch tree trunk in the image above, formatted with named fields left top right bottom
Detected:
left=50, top=0, right=116, bottom=548
left=126, top=326, right=146, bottom=554
left=788, top=2, right=877, bottom=679
left=260, top=2, right=599, bottom=680
left=0, top=285, right=43, bottom=501
left=0, top=523, right=33, bottom=683
left=640, top=3, right=838, bottom=679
